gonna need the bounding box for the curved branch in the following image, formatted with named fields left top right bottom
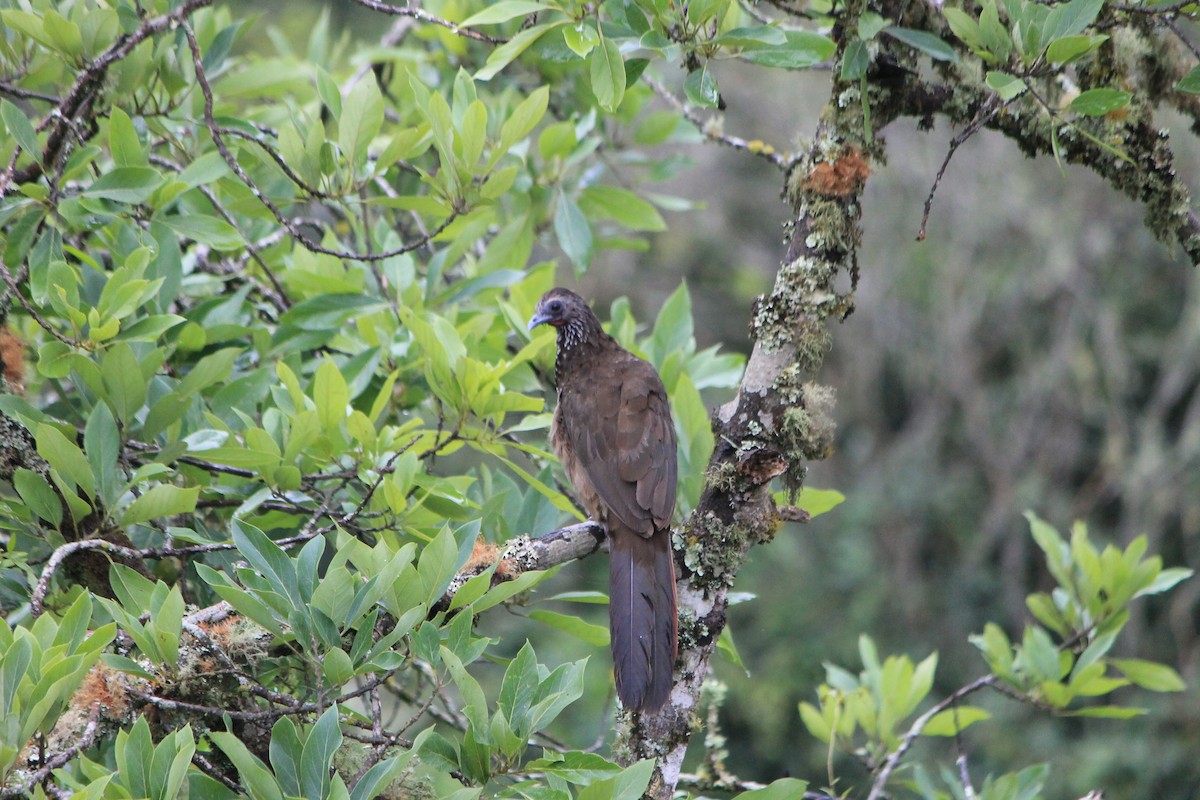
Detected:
left=30, top=539, right=146, bottom=618
left=866, top=675, right=997, bottom=800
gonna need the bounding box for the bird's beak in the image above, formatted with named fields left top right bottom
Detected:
left=527, top=310, right=551, bottom=330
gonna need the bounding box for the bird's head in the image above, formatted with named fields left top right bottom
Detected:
left=528, top=288, right=602, bottom=353
left=527, top=288, right=586, bottom=330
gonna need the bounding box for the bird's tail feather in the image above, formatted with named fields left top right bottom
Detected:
left=609, top=525, right=677, bottom=712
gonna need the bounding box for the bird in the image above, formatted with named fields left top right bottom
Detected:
left=528, top=288, right=678, bottom=712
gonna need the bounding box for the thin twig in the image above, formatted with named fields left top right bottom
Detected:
left=191, top=752, right=240, bottom=792
left=346, top=0, right=507, bottom=43
left=917, top=94, right=1004, bottom=241
left=644, top=75, right=789, bottom=168
left=0, top=82, right=61, bottom=104
left=866, top=675, right=996, bottom=800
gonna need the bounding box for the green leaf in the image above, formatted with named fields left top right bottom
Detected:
left=733, top=778, right=811, bottom=799
left=0, top=631, right=33, bottom=715
left=440, top=646, right=490, bottom=736
left=528, top=609, right=609, bottom=646
left=526, top=751, right=621, bottom=782
left=314, top=358, right=349, bottom=431
left=578, top=759, right=655, bottom=800
left=123, top=484, right=199, bottom=526
left=100, top=653, right=157, bottom=680
left=555, top=192, right=593, bottom=271
left=683, top=65, right=720, bottom=108
left=797, top=486, right=845, bottom=518
left=1069, top=87, right=1131, bottom=116
left=979, top=0, right=1011, bottom=60
left=884, top=27, right=960, bottom=62
left=713, top=26, right=787, bottom=48
left=102, top=344, right=148, bottom=424
left=460, top=100, right=488, bottom=168
left=300, top=705, right=343, bottom=800
left=841, top=39, right=871, bottom=81
left=499, top=86, right=549, bottom=152
left=498, top=641, right=539, bottom=739
left=717, top=624, right=747, bottom=672
left=1045, top=33, right=1107, bottom=64
left=1111, top=658, right=1186, bottom=692
left=740, top=31, right=835, bottom=69
left=472, top=567, right=556, bottom=613
left=461, top=1, right=549, bottom=26
left=36, top=423, right=95, bottom=499
left=1021, top=626, right=1063, bottom=684
left=177, top=151, right=231, bottom=188
left=943, top=8, right=984, bottom=51
left=476, top=21, right=566, bottom=81
left=1043, top=0, right=1105, bottom=41
left=1134, top=566, right=1193, bottom=597
left=564, top=22, right=600, bottom=57
left=232, top=519, right=302, bottom=610
left=1068, top=705, right=1147, bottom=718
left=160, top=214, right=242, bottom=250
left=985, top=71, right=1027, bottom=100
left=42, top=9, right=83, bottom=58
left=268, top=719, right=303, bottom=797
left=340, top=74, right=384, bottom=170
left=108, top=108, right=146, bottom=168
left=590, top=37, right=627, bottom=113
left=349, top=756, right=411, bottom=800
left=316, top=67, right=342, bottom=120
left=859, top=13, right=890, bottom=40
left=579, top=186, right=665, bottom=232
left=84, top=402, right=120, bottom=506
left=1, top=100, right=40, bottom=162
left=923, top=706, right=991, bottom=735
left=209, top=732, right=284, bottom=800
left=82, top=166, right=162, bottom=203
left=613, top=759, right=657, bottom=800
left=1176, top=65, right=1200, bottom=94
left=13, top=468, right=63, bottom=527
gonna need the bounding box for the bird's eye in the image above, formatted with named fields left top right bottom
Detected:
left=548, top=300, right=563, bottom=315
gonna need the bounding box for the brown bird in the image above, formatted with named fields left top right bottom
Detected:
left=529, top=288, right=678, bottom=712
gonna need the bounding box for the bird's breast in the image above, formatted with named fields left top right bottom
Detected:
left=552, top=396, right=604, bottom=521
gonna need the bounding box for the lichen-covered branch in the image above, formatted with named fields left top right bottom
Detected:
left=627, top=7, right=871, bottom=797
left=868, top=0, right=1200, bottom=264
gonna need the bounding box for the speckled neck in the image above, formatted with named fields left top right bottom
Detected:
left=553, top=312, right=607, bottom=382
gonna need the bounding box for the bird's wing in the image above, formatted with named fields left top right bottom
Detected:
left=565, top=352, right=677, bottom=537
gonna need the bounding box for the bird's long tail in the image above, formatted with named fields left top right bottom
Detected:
left=609, top=524, right=677, bottom=712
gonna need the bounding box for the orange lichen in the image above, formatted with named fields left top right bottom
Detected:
left=0, top=326, right=25, bottom=393
left=465, top=539, right=501, bottom=572
left=801, top=147, right=871, bottom=197
left=74, top=664, right=132, bottom=720
left=199, top=616, right=239, bottom=642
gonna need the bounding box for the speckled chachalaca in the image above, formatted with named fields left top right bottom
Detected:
left=529, top=288, right=678, bottom=712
